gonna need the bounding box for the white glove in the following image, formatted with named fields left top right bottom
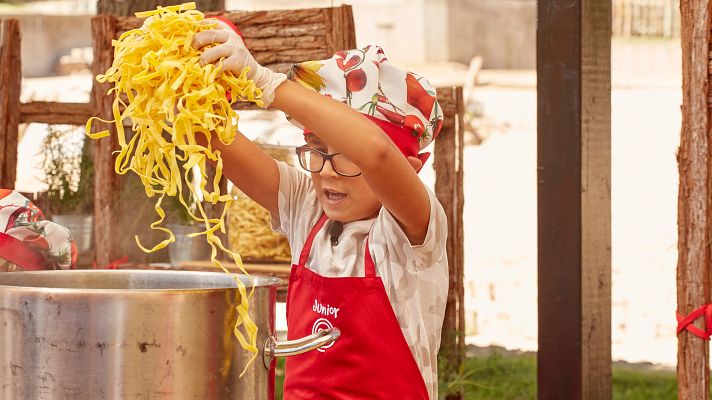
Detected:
left=192, top=19, right=287, bottom=108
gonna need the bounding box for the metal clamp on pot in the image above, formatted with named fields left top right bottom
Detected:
left=263, top=327, right=341, bottom=369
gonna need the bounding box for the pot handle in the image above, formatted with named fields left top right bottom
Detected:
left=262, top=327, right=341, bottom=369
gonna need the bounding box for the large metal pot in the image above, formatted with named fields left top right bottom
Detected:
left=0, top=270, right=339, bottom=400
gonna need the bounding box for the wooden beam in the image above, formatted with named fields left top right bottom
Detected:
left=677, top=1, right=711, bottom=399
left=0, top=19, right=21, bottom=189
left=19, top=102, right=92, bottom=126
left=114, top=6, right=357, bottom=79
left=97, top=0, right=224, bottom=16
left=537, top=0, right=612, bottom=398
left=434, top=86, right=465, bottom=400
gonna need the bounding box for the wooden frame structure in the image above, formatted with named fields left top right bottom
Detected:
left=0, top=18, right=93, bottom=188
left=537, top=0, right=612, bottom=398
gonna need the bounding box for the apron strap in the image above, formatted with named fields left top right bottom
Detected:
left=0, top=232, right=47, bottom=271
left=298, top=213, right=329, bottom=267
left=364, top=238, right=376, bottom=278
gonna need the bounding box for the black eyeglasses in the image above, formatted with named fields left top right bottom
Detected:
left=295, top=146, right=362, bottom=177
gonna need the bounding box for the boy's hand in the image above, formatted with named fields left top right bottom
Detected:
left=192, top=19, right=287, bottom=108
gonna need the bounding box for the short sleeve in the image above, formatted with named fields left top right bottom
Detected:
left=370, top=186, right=448, bottom=272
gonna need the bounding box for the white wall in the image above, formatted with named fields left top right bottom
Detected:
left=448, top=0, right=536, bottom=68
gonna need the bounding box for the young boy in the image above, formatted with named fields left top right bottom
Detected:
left=194, top=20, right=448, bottom=400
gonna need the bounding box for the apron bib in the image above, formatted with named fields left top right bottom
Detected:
left=283, top=214, right=429, bottom=399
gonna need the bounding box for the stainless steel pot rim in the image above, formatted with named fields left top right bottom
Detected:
left=0, top=269, right=282, bottom=292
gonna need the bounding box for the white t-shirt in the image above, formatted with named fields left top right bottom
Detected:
left=270, top=161, right=449, bottom=400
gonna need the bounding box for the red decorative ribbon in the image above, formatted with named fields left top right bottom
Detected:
left=677, top=305, right=712, bottom=340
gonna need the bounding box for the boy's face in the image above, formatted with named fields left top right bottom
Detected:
left=305, top=134, right=382, bottom=222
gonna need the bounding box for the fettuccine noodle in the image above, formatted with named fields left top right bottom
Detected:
left=86, top=2, right=261, bottom=374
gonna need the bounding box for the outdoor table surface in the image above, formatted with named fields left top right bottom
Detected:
left=116, top=261, right=291, bottom=302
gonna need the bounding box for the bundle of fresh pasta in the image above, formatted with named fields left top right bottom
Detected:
left=229, top=190, right=291, bottom=262
left=86, top=2, right=260, bottom=373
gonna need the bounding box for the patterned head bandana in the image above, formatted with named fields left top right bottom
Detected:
left=0, top=189, right=76, bottom=271
left=288, top=45, right=443, bottom=163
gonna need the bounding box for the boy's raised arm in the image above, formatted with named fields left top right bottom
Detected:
left=192, top=18, right=287, bottom=217
left=272, top=81, right=432, bottom=245
left=210, top=133, right=281, bottom=218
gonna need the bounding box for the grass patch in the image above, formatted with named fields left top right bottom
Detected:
left=460, top=353, right=536, bottom=399
left=613, top=363, right=677, bottom=400
left=274, top=352, right=682, bottom=399
left=462, top=352, right=679, bottom=400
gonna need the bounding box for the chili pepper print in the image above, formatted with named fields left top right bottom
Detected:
left=404, top=115, right=425, bottom=136
left=376, top=105, right=405, bottom=125
left=335, top=49, right=365, bottom=72
left=375, top=85, right=406, bottom=114
left=376, top=105, right=425, bottom=137
left=337, top=55, right=361, bottom=71
left=406, top=73, right=436, bottom=118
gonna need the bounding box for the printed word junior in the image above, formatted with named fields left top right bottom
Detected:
left=313, top=299, right=340, bottom=319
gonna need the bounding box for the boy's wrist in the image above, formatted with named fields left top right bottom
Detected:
left=256, top=70, right=288, bottom=109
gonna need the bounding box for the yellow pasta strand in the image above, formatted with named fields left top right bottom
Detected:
left=86, top=2, right=261, bottom=375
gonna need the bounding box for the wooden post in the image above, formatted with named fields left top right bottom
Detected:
left=434, top=86, right=465, bottom=400
left=0, top=19, right=21, bottom=189
left=91, top=15, right=120, bottom=266
left=677, top=1, right=711, bottom=399
left=537, top=0, right=612, bottom=398
left=19, top=102, right=93, bottom=125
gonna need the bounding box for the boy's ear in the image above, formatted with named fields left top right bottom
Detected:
left=406, top=156, right=423, bottom=173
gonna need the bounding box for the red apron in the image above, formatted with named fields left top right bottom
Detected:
left=283, top=214, right=430, bottom=399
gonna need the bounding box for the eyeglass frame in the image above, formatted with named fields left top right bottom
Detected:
left=295, top=145, right=362, bottom=177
